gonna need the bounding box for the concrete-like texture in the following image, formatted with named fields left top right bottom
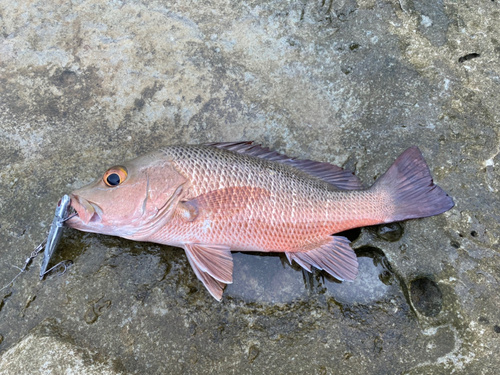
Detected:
left=0, top=319, right=120, bottom=375
left=1, top=0, right=499, bottom=373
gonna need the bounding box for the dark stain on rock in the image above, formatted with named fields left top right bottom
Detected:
left=478, top=316, right=489, bottom=324
left=84, top=305, right=99, bottom=324
left=349, top=43, right=360, bottom=51
left=334, top=0, right=358, bottom=23
left=458, top=53, right=480, bottom=63
left=112, top=358, right=128, bottom=373
left=0, top=292, right=12, bottom=313
left=492, top=38, right=500, bottom=56
left=141, top=82, right=164, bottom=100
left=410, top=277, right=443, bottom=317
left=134, top=98, right=146, bottom=109
left=373, top=335, right=384, bottom=353
left=84, top=298, right=112, bottom=324
left=186, top=97, right=226, bottom=135
left=59, top=70, right=78, bottom=87
left=341, top=66, right=352, bottom=75
left=135, top=286, right=150, bottom=303
left=20, top=295, right=37, bottom=317
left=0, top=66, right=100, bottom=123
left=24, top=295, right=36, bottom=309
left=248, top=345, right=259, bottom=363
left=376, top=223, right=403, bottom=242
left=494, top=325, right=500, bottom=333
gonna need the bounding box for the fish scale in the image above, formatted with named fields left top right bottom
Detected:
left=151, top=146, right=389, bottom=252
left=66, top=143, right=454, bottom=300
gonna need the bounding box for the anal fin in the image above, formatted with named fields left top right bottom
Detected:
left=286, top=236, right=358, bottom=281
left=183, top=243, right=233, bottom=301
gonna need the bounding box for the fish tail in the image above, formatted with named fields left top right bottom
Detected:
left=372, top=147, right=454, bottom=222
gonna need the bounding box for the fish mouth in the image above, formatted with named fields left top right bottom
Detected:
left=67, top=194, right=103, bottom=227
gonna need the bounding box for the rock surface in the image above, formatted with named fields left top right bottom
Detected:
left=0, top=319, right=120, bottom=375
left=0, top=0, right=499, bottom=373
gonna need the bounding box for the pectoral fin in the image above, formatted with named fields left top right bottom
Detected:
left=183, top=243, right=233, bottom=301
left=286, top=236, right=358, bottom=281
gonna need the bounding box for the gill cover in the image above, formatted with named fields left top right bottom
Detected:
left=143, top=162, right=187, bottom=218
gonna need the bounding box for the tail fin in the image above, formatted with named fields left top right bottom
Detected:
left=373, top=147, right=454, bottom=222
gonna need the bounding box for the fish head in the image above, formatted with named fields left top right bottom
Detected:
left=66, top=151, right=187, bottom=238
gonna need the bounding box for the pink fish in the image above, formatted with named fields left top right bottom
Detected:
left=66, top=143, right=454, bottom=300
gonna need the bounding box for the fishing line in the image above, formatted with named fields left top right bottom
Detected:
left=0, top=238, right=46, bottom=292
left=0, top=198, right=76, bottom=292
left=0, top=239, right=73, bottom=292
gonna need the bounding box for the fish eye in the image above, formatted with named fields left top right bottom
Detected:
left=103, top=166, right=128, bottom=187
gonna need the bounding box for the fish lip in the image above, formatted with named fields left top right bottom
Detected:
left=67, top=194, right=103, bottom=226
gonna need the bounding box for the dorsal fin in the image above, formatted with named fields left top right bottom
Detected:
left=207, top=142, right=363, bottom=190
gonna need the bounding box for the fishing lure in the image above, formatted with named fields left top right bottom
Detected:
left=40, top=194, right=71, bottom=279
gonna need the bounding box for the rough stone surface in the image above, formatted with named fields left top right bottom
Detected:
left=0, top=0, right=499, bottom=373
left=0, top=319, right=120, bottom=374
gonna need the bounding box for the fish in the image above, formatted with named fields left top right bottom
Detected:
left=66, top=142, right=454, bottom=300
left=40, top=194, right=71, bottom=279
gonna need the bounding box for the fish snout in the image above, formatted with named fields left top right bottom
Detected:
left=68, top=194, right=103, bottom=226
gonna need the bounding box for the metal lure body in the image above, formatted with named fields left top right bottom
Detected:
left=40, top=194, right=71, bottom=279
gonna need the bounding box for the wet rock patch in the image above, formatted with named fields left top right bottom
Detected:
left=325, top=248, right=393, bottom=304
left=375, top=223, right=403, bottom=242
left=410, top=277, right=443, bottom=317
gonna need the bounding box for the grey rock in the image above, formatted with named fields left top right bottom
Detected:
left=0, top=0, right=499, bottom=373
left=0, top=319, right=121, bottom=374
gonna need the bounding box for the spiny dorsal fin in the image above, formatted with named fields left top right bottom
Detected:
left=207, top=142, right=363, bottom=190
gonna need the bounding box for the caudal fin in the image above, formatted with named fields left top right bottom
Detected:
left=373, top=147, right=454, bottom=222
